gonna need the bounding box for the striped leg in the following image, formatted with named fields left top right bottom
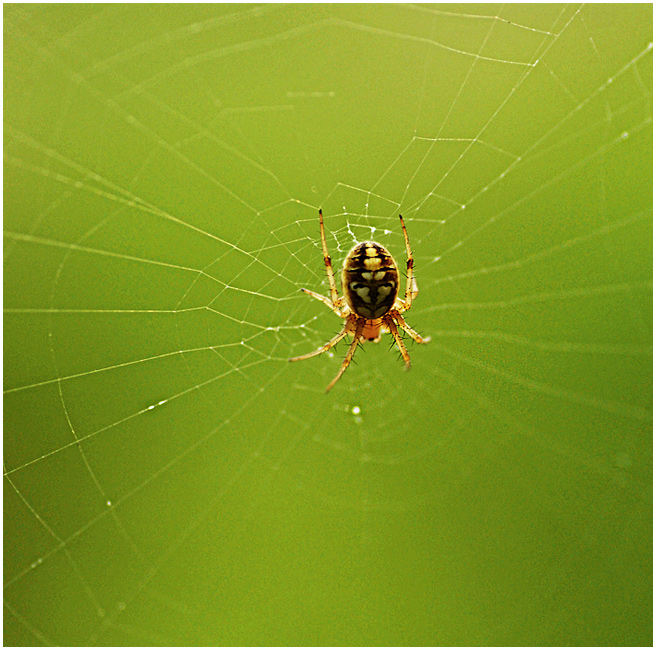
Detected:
left=325, top=318, right=365, bottom=392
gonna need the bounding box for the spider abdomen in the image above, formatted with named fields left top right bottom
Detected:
left=341, top=242, right=399, bottom=319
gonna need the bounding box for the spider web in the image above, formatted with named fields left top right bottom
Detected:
left=4, top=4, right=652, bottom=646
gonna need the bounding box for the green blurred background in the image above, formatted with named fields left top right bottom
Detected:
left=4, top=4, right=652, bottom=646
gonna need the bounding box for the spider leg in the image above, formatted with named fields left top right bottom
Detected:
left=392, top=310, right=431, bottom=344
left=384, top=314, right=411, bottom=370
left=399, top=214, right=418, bottom=309
left=299, top=287, right=344, bottom=316
left=319, top=209, right=340, bottom=307
left=325, top=317, right=365, bottom=393
left=289, top=315, right=355, bottom=363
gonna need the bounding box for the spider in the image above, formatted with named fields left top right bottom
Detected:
left=289, top=209, right=430, bottom=392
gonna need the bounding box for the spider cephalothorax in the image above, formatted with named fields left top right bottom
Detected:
left=289, top=210, right=430, bottom=392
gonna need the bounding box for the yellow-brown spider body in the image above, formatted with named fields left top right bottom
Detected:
left=290, top=210, right=429, bottom=392
left=342, top=242, right=399, bottom=322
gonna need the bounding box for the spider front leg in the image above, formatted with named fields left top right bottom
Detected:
left=289, top=314, right=356, bottom=363
left=384, top=315, right=412, bottom=370
left=325, top=317, right=365, bottom=393
left=392, top=310, right=431, bottom=345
